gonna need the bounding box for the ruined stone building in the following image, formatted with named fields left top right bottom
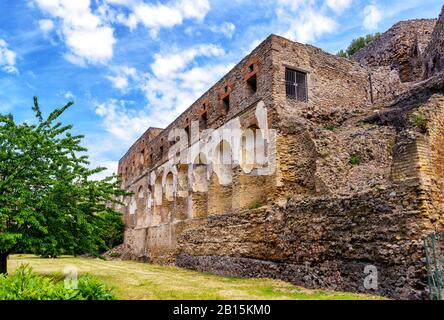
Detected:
left=115, top=6, right=444, bottom=299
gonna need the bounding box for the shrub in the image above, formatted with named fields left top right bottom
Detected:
left=109, top=253, right=121, bottom=258
left=323, top=124, right=337, bottom=131
left=249, top=201, right=262, bottom=209
left=0, top=265, right=115, bottom=300
left=412, top=113, right=428, bottom=132
left=336, top=33, right=381, bottom=58
left=349, top=154, right=362, bottom=165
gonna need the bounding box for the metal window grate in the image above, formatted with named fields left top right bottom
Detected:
left=285, top=68, right=308, bottom=102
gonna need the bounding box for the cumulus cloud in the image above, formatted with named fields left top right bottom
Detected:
left=34, top=0, right=116, bottom=65
left=95, top=99, right=152, bottom=143
left=144, top=44, right=229, bottom=116
left=210, top=22, right=236, bottom=38
left=104, top=0, right=210, bottom=33
left=64, top=91, right=75, bottom=99
left=325, top=0, right=353, bottom=14
left=363, top=4, right=382, bottom=30
left=151, top=44, right=224, bottom=78
left=276, top=0, right=337, bottom=43
left=106, top=66, right=137, bottom=90
left=38, top=19, right=54, bottom=32
left=0, top=39, right=18, bottom=74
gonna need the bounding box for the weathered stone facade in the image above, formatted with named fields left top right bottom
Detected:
left=117, top=8, right=444, bottom=300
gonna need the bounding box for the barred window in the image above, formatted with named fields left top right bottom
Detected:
left=285, top=68, right=308, bottom=102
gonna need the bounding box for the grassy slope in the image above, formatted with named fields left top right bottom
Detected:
left=9, top=255, right=383, bottom=300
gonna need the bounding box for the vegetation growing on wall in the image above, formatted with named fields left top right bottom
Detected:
left=337, top=33, right=382, bottom=58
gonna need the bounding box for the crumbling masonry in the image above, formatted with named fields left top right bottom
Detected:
left=115, top=6, right=444, bottom=299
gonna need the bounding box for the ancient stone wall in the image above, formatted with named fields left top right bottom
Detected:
left=352, top=19, right=436, bottom=83
left=423, top=6, right=444, bottom=78
left=176, top=90, right=444, bottom=300
left=176, top=184, right=430, bottom=299
left=117, top=14, right=444, bottom=298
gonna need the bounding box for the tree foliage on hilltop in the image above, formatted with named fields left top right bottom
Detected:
left=0, top=97, right=128, bottom=273
left=337, top=33, right=382, bottom=58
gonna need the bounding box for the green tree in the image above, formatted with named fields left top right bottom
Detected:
left=336, top=32, right=381, bottom=58
left=0, top=97, right=128, bottom=273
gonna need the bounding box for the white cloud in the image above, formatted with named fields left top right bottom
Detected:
left=34, top=0, right=116, bottom=65
left=210, top=22, right=236, bottom=38
left=144, top=44, right=230, bottom=119
left=105, top=0, right=210, bottom=32
left=363, top=4, right=382, bottom=30
left=107, top=75, right=129, bottom=90
left=276, top=1, right=337, bottom=43
left=95, top=99, right=152, bottom=144
left=151, top=44, right=224, bottom=78
left=0, top=39, right=18, bottom=74
left=325, top=0, right=353, bottom=14
left=82, top=134, right=121, bottom=179
left=96, top=44, right=232, bottom=144
left=106, top=66, right=137, bottom=90
left=39, top=19, right=54, bottom=32
left=64, top=91, right=75, bottom=99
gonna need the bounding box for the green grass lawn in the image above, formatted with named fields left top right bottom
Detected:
left=8, top=254, right=383, bottom=300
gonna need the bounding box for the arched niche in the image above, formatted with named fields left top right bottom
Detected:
left=240, top=125, right=266, bottom=173
left=232, top=125, right=268, bottom=210
left=192, top=153, right=209, bottom=193
left=213, top=140, right=233, bottom=185
left=135, top=185, right=145, bottom=227
left=177, top=165, right=189, bottom=198
left=175, top=165, right=189, bottom=220
left=152, top=174, right=163, bottom=226
left=190, top=153, right=208, bottom=218
left=154, top=175, right=163, bottom=206
left=208, top=141, right=233, bottom=215
left=165, top=172, right=174, bottom=202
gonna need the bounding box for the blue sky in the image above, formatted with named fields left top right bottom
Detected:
left=0, top=0, right=442, bottom=178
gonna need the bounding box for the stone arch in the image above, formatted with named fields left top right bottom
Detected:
left=154, top=175, right=163, bottom=206
left=175, top=164, right=189, bottom=220
left=233, top=125, right=268, bottom=210
left=240, top=125, right=266, bottom=173
left=190, top=153, right=208, bottom=218
left=213, top=140, right=233, bottom=185
left=152, top=174, right=163, bottom=226
left=128, top=194, right=137, bottom=227
left=208, top=141, right=233, bottom=215
left=192, top=153, right=209, bottom=192
left=165, top=172, right=174, bottom=201
left=135, top=185, right=145, bottom=227
left=177, top=165, right=189, bottom=197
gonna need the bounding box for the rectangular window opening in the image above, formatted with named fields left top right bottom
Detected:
left=184, top=125, right=190, bottom=145
left=285, top=68, right=308, bottom=102
left=140, top=149, right=145, bottom=163
left=247, top=74, right=257, bottom=93
left=200, top=112, right=208, bottom=130
left=222, top=95, right=230, bottom=113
